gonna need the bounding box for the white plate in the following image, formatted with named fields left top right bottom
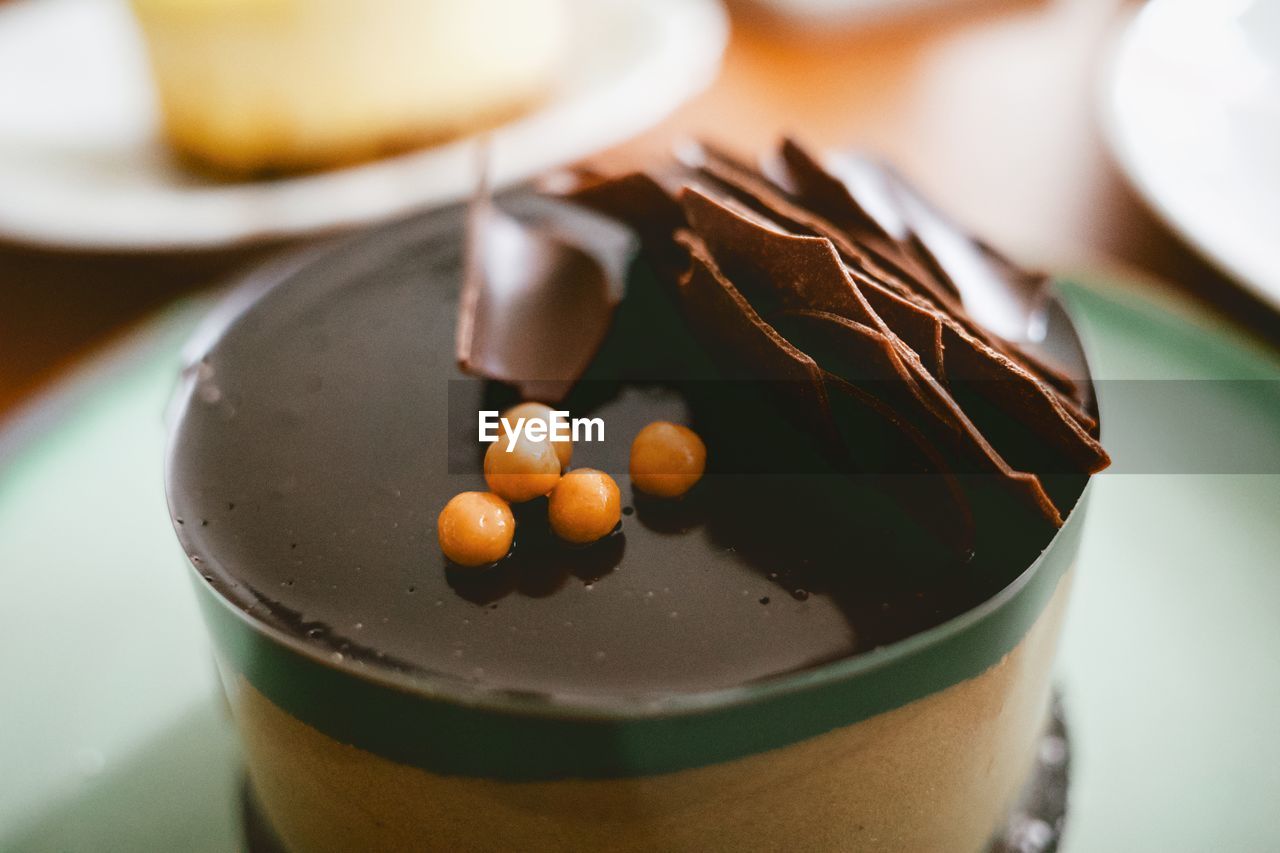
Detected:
left=1100, top=0, right=1280, bottom=310
left=0, top=0, right=727, bottom=252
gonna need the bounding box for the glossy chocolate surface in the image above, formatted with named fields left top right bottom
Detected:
left=168, top=192, right=1093, bottom=700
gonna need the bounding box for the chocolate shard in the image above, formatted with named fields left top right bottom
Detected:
left=456, top=195, right=635, bottom=403
left=675, top=231, right=842, bottom=455
left=680, top=187, right=881, bottom=327
left=687, top=142, right=1097, bottom=438
left=681, top=186, right=1108, bottom=489
left=818, top=369, right=975, bottom=550
left=678, top=186, right=1062, bottom=530
left=683, top=141, right=932, bottom=301
left=678, top=231, right=975, bottom=549
left=774, top=138, right=1089, bottom=408
left=773, top=139, right=963, bottom=311
left=562, top=170, right=689, bottom=276
left=553, top=139, right=1110, bottom=537
left=779, top=308, right=1062, bottom=527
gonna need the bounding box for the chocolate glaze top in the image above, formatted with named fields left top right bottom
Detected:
left=167, top=149, right=1101, bottom=701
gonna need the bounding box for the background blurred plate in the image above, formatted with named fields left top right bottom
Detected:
left=737, top=0, right=992, bottom=28
left=1, top=268, right=1278, bottom=850
left=1100, top=0, right=1280, bottom=310
left=0, top=0, right=727, bottom=252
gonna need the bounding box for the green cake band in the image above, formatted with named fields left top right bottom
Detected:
left=191, top=483, right=1088, bottom=781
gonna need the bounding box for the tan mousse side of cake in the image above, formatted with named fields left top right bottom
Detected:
left=218, top=569, right=1074, bottom=853
left=129, top=0, right=568, bottom=174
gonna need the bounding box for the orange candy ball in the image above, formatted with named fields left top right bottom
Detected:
left=548, top=468, right=621, bottom=544
left=437, top=492, right=515, bottom=567
left=501, top=402, right=573, bottom=469
left=484, top=433, right=562, bottom=503
left=629, top=421, right=706, bottom=498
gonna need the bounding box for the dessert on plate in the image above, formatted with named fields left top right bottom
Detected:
left=165, top=138, right=1108, bottom=852
left=129, top=0, right=569, bottom=174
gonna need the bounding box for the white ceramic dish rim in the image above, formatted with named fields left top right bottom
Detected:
left=0, top=0, right=728, bottom=252
left=1097, top=0, right=1280, bottom=312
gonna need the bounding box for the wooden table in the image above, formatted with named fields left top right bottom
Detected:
left=2, top=0, right=1275, bottom=419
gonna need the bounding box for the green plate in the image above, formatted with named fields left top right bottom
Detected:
left=1, top=276, right=1277, bottom=852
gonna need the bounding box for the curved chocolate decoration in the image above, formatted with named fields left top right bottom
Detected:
left=457, top=195, right=634, bottom=403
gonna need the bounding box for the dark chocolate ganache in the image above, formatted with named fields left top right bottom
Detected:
left=168, top=153, right=1099, bottom=701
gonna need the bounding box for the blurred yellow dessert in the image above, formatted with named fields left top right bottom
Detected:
left=129, top=0, right=569, bottom=174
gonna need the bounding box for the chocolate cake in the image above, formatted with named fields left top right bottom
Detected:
left=166, top=139, right=1106, bottom=701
